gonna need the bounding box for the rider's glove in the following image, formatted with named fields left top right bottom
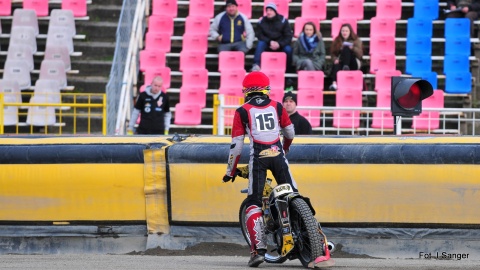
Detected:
left=222, top=174, right=236, bottom=183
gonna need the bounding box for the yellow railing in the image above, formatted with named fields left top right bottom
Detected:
left=0, top=93, right=107, bottom=135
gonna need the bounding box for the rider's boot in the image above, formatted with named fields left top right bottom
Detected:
left=248, top=249, right=266, bottom=267
left=246, top=205, right=267, bottom=267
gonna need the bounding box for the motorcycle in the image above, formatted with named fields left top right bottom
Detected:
left=236, top=166, right=335, bottom=268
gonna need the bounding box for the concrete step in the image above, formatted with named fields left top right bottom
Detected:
left=72, top=60, right=113, bottom=77
left=68, top=76, right=109, bottom=94
left=74, top=41, right=116, bottom=60
left=76, top=21, right=118, bottom=42
left=87, top=4, right=122, bottom=23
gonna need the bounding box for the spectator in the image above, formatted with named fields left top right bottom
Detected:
left=445, top=0, right=480, bottom=37
left=292, top=22, right=326, bottom=71
left=209, top=0, right=254, bottom=54
left=282, top=92, right=312, bottom=135
left=328, top=23, right=363, bottom=90
left=127, top=76, right=171, bottom=135
left=251, top=2, right=293, bottom=72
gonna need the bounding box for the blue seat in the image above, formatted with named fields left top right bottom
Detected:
left=405, top=54, right=432, bottom=75
left=407, top=18, right=432, bottom=38
left=411, top=71, right=438, bottom=90
left=443, top=54, right=470, bottom=74
left=445, top=72, right=471, bottom=94
left=413, top=0, right=439, bottom=20
left=445, top=18, right=470, bottom=38
left=445, top=36, right=471, bottom=56
left=406, top=35, right=432, bottom=55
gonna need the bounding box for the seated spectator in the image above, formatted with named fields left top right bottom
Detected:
left=292, top=22, right=326, bottom=71
left=209, top=0, right=254, bottom=54
left=329, top=23, right=363, bottom=90
left=251, top=2, right=293, bottom=72
left=445, top=0, right=480, bottom=37
left=282, top=92, right=312, bottom=135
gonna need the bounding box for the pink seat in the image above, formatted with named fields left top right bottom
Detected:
left=181, top=69, right=209, bottom=88
left=179, top=50, right=206, bottom=71
left=297, top=70, right=324, bottom=91
left=179, top=86, right=207, bottom=108
left=268, top=87, right=285, bottom=103
left=147, top=15, right=174, bottom=35
left=370, top=17, right=396, bottom=37
left=139, top=49, right=166, bottom=72
left=369, top=35, right=395, bottom=55
left=333, top=88, right=362, bottom=128
left=261, top=52, right=287, bottom=71
left=369, top=53, right=396, bottom=74
left=185, top=15, right=210, bottom=35
left=23, top=0, right=49, bottom=17
left=263, top=69, right=285, bottom=91
left=412, top=90, right=444, bottom=130
left=145, top=32, right=171, bottom=52
left=293, top=17, right=320, bottom=38
left=264, top=0, right=290, bottom=18
left=189, top=0, right=214, bottom=18
left=182, top=34, right=208, bottom=53
left=338, top=0, right=364, bottom=20
left=174, top=103, right=202, bottom=125
left=219, top=86, right=243, bottom=97
left=331, top=17, right=357, bottom=38
left=337, top=70, right=363, bottom=92
left=237, top=0, right=252, bottom=19
left=61, top=0, right=87, bottom=17
left=144, top=66, right=171, bottom=89
left=220, top=69, right=246, bottom=89
left=376, top=0, right=401, bottom=20
left=218, top=51, right=245, bottom=72
left=301, top=0, right=327, bottom=21
left=0, top=0, right=12, bottom=16
left=374, top=69, right=401, bottom=92
left=297, top=89, right=323, bottom=127
left=371, top=88, right=393, bottom=129
left=152, top=0, right=177, bottom=17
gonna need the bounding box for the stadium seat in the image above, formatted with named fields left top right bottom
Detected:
left=293, top=17, right=320, bottom=38
left=152, top=0, right=177, bottom=18
left=145, top=32, right=171, bottom=52
left=297, top=70, right=324, bottom=91
left=62, top=0, right=87, bottom=17
left=370, top=17, right=396, bottom=37
left=301, top=0, right=327, bottom=21
left=12, top=9, right=39, bottom=36
left=218, top=51, right=245, bottom=72
left=179, top=86, right=207, bottom=108
left=147, top=15, right=174, bottom=36
left=443, top=54, right=470, bottom=74
left=174, top=103, right=202, bottom=125
left=413, top=0, right=439, bottom=20
left=374, top=69, right=401, bottom=92
left=445, top=18, right=470, bottom=38
left=219, top=86, right=243, bottom=97
left=371, top=88, right=393, bottom=129
left=268, top=87, right=285, bottom=103
left=33, top=79, right=62, bottom=105
left=406, top=35, right=432, bottom=55
left=445, top=72, right=472, bottom=94
left=445, top=36, right=471, bottom=56
left=412, top=90, right=444, bottom=130
left=218, top=93, right=244, bottom=127
left=185, top=16, right=210, bottom=36
left=263, top=69, right=285, bottom=91
left=2, top=94, right=19, bottom=126
left=26, top=95, right=57, bottom=126
left=39, top=60, right=67, bottom=89
left=6, top=44, right=34, bottom=71
left=369, top=53, right=396, bottom=74
left=49, top=9, right=76, bottom=37
left=411, top=71, right=438, bottom=90
left=189, top=0, right=214, bottom=19
left=46, top=26, right=74, bottom=54
left=44, top=44, right=72, bottom=71
left=375, top=0, right=401, bottom=20
left=0, top=0, right=12, bottom=16
left=8, top=26, right=37, bottom=54
left=331, top=17, right=357, bottom=38
left=405, top=54, right=431, bottom=75
left=297, top=89, right=323, bottom=127
left=182, top=34, right=208, bottom=53
left=237, top=0, right=252, bottom=19
left=144, top=66, right=171, bottom=89
left=3, top=60, right=32, bottom=90
left=338, top=0, right=364, bottom=20
left=369, top=35, right=395, bottom=55
left=260, top=52, right=287, bottom=71
left=263, top=0, right=290, bottom=19
left=139, top=49, right=166, bottom=72
left=23, top=0, right=49, bottom=17
left=337, top=70, right=363, bottom=92
left=407, top=18, right=432, bottom=38
left=220, top=69, right=246, bottom=89
left=179, top=50, right=206, bottom=71
left=181, top=69, right=209, bottom=89
left=333, top=88, right=362, bottom=128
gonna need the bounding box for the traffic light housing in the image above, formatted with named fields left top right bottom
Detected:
left=391, top=77, right=433, bottom=117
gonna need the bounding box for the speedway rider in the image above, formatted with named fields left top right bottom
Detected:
left=222, top=71, right=298, bottom=267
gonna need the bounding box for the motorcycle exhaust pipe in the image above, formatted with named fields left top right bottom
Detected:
left=327, top=241, right=335, bottom=253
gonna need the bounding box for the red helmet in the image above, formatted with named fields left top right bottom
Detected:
left=242, top=71, right=271, bottom=97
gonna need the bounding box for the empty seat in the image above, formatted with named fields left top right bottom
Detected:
left=411, top=71, right=438, bottom=90
left=337, top=70, right=363, bottom=91
left=338, top=0, right=364, bottom=20
left=297, top=89, right=323, bottom=127
left=264, top=0, right=290, bottom=19
left=39, top=60, right=67, bottom=88
left=237, top=0, right=252, bottom=19
left=333, top=88, right=362, bottom=128
left=185, top=15, right=210, bottom=36
left=443, top=54, right=470, bottom=74
left=3, top=60, right=32, bottom=90
left=218, top=51, right=245, bottom=72
left=144, top=67, right=171, bottom=89
left=301, top=0, right=327, bottom=21
left=219, top=86, right=243, bottom=97
left=369, top=53, right=396, bottom=74
left=413, top=0, right=439, bottom=20
left=181, top=69, right=209, bottom=88
left=174, top=103, right=202, bottom=125
left=189, top=0, right=214, bottom=19
left=268, top=87, right=285, bottom=103
left=6, top=44, right=34, bottom=71
left=376, top=0, right=401, bottom=20
left=445, top=18, right=470, bottom=38
left=179, top=50, right=206, bottom=71
left=374, top=69, right=401, bottom=91
left=49, top=9, right=76, bottom=36
left=2, top=94, right=19, bottom=126
left=405, top=54, right=431, bottom=75
left=44, top=44, right=72, bottom=71
left=26, top=95, right=57, bottom=126
left=371, top=88, right=393, bottom=129
left=46, top=26, right=74, bottom=54
left=370, top=17, right=396, bottom=37
left=407, top=18, right=432, bottom=38
left=0, top=79, right=21, bottom=104
left=331, top=17, right=358, bottom=38
left=140, top=49, right=166, bottom=72
left=62, top=0, right=87, bottom=17
left=260, top=51, right=287, bottom=71
left=145, top=32, right=171, bottom=52
left=412, top=90, right=444, bottom=130
left=262, top=69, right=285, bottom=91
left=0, top=0, right=11, bottom=16
left=182, top=34, right=208, bottom=53
left=23, top=0, right=49, bottom=17
left=179, top=86, right=207, bottom=108
left=12, top=9, right=39, bottom=36
left=8, top=26, right=37, bottom=54
left=445, top=36, right=471, bottom=56
left=33, top=79, right=62, bottom=105
left=445, top=72, right=472, bottom=94
left=406, top=35, right=432, bottom=55
left=369, top=35, right=395, bottom=55
left=297, top=70, right=324, bottom=91
left=220, top=69, right=246, bottom=89
left=147, top=15, right=174, bottom=35
left=293, top=17, right=320, bottom=38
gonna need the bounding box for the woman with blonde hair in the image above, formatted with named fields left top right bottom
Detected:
left=292, top=22, right=326, bottom=71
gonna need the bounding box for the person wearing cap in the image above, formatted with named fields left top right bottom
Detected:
left=251, top=2, right=293, bottom=72
left=222, top=71, right=297, bottom=267
left=209, top=0, right=254, bottom=53
left=282, top=92, right=312, bottom=135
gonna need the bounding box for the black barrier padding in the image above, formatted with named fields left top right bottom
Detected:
left=0, top=144, right=166, bottom=164
left=167, top=143, right=480, bottom=164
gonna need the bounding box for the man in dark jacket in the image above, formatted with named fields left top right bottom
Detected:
left=251, top=2, right=293, bottom=72
left=445, top=0, right=480, bottom=36
left=282, top=92, right=312, bottom=135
